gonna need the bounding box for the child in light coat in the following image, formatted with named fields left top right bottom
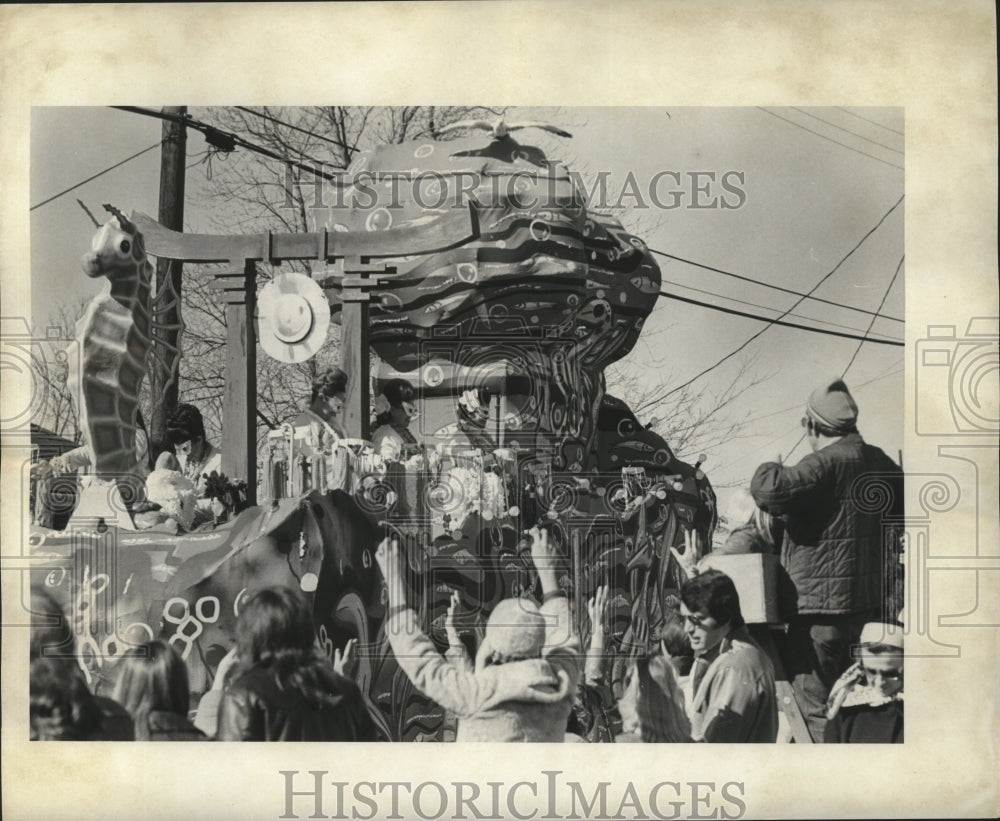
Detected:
left=376, top=527, right=581, bottom=742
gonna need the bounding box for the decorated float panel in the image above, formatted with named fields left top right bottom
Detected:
left=29, top=122, right=717, bottom=741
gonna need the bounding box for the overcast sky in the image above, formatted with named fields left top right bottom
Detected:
left=29, top=106, right=904, bottom=508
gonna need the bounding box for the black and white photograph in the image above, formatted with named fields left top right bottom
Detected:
left=1, top=3, right=997, bottom=820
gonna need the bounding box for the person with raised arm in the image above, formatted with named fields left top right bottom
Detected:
left=376, top=526, right=582, bottom=742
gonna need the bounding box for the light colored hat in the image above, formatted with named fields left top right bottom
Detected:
left=484, top=598, right=547, bottom=661
left=806, top=378, right=859, bottom=432
left=258, top=272, right=330, bottom=364
left=725, top=488, right=757, bottom=525
left=860, top=621, right=904, bottom=650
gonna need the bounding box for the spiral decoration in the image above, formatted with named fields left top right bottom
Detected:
left=42, top=474, right=81, bottom=516
left=353, top=472, right=397, bottom=514
left=916, top=473, right=961, bottom=515
left=423, top=473, right=472, bottom=518
left=114, top=474, right=147, bottom=511
left=598, top=479, right=629, bottom=517
left=539, top=474, right=580, bottom=516
left=849, top=472, right=903, bottom=516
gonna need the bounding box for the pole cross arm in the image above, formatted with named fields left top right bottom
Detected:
left=321, top=262, right=396, bottom=297
left=130, top=203, right=480, bottom=263
left=207, top=266, right=258, bottom=305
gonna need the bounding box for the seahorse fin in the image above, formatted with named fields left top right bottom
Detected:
left=102, top=203, right=134, bottom=231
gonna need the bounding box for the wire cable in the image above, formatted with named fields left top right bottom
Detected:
left=791, top=107, right=903, bottom=155
left=758, top=107, right=904, bottom=171
left=742, top=361, right=903, bottom=428
left=842, top=255, right=905, bottom=375
left=30, top=141, right=162, bottom=211
left=659, top=277, right=901, bottom=341
left=653, top=194, right=905, bottom=401
left=650, top=247, right=904, bottom=323
left=725, top=361, right=904, bottom=479
left=657, top=288, right=903, bottom=346
left=783, top=254, right=905, bottom=462
left=235, top=106, right=359, bottom=155
left=111, top=106, right=345, bottom=182
left=836, top=107, right=904, bottom=137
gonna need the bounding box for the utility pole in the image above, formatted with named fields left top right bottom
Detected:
left=149, top=106, right=187, bottom=448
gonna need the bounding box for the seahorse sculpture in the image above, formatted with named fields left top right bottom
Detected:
left=65, top=205, right=182, bottom=495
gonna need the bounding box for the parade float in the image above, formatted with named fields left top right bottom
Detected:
left=29, top=122, right=718, bottom=741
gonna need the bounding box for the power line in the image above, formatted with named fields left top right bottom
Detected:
left=659, top=277, right=901, bottom=340
left=837, top=107, right=904, bottom=137
left=727, top=362, right=904, bottom=477
left=791, top=107, right=903, bottom=155
left=650, top=247, right=903, bottom=324
left=30, top=141, right=162, bottom=212
left=659, top=277, right=902, bottom=341
left=657, top=288, right=903, bottom=346
left=842, top=255, right=905, bottom=375
left=653, top=195, right=905, bottom=402
left=743, top=362, right=903, bottom=428
left=235, top=106, right=359, bottom=155
left=758, top=107, right=904, bottom=171
left=186, top=148, right=214, bottom=169
left=783, top=254, right=905, bottom=463
left=111, top=106, right=344, bottom=182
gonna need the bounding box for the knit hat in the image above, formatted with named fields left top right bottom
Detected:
left=483, top=598, right=547, bottom=662
left=859, top=621, right=904, bottom=650
left=806, top=379, right=858, bottom=432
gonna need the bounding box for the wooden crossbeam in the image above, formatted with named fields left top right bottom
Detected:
left=131, top=204, right=479, bottom=263
left=127, top=204, right=481, bottom=489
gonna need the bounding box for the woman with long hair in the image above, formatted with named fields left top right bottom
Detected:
left=574, top=586, right=692, bottom=743
left=615, top=653, right=692, bottom=743
left=30, top=657, right=106, bottom=741
left=371, top=378, right=420, bottom=461
left=29, top=584, right=134, bottom=740
left=294, top=365, right=349, bottom=441
left=112, top=639, right=204, bottom=740
left=215, top=585, right=376, bottom=741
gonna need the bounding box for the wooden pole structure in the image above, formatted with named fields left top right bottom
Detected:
left=338, top=259, right=384, bottom=440
left=130, top=204, right=479, bottom=497
left=571, top=528, right=583, bottom=638
left=149, top=106, right=187, bottom=446
left=216, top=259, right=258, bottom=505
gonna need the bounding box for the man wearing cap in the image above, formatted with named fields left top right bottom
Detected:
left=750, top=378, right=903, bottom=742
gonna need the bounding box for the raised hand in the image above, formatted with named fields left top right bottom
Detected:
left=211, top=645, right=240, bottom=692
left=375, top=537, right=401, bottom=574
left=445, top=590, right=462, bottom=647
left=669, top=528, right=701, bottom=580
left=528, top=525, right=558, bottom=566
left=528, top=525, right=560, bottom=594
left=333, top=637, right=358, bottom=679
left=684, top=528, right=703, bottom=563
left=587, top=585, right=608, bottom=640
left=375, top=537, right=406, bottom=607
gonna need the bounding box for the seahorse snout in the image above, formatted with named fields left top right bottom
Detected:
left=81, top=251, right=103, bottom=278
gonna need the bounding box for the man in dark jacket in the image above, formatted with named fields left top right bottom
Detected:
left=750, top=378, right=903, bottom=742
